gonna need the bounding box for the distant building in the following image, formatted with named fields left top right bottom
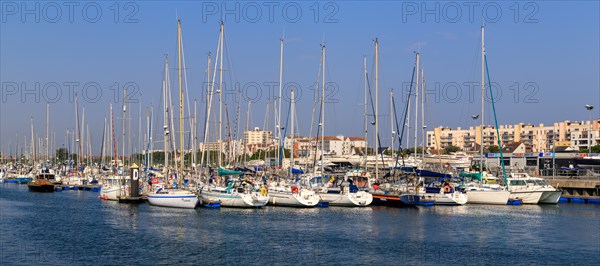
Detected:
left=427, top=119, right=599, bottom=153
left=306, top=135, right=367, bottom=156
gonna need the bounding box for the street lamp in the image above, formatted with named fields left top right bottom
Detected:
left=585, top=104, right=594, bottom=152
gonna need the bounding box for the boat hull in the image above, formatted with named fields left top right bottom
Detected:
left=419, top=192, right=468, bottom=205
left=27, top=184, right=55, bottom=192
left=201, top=190, right=268, bottom=208
left=16, top=177, right=33, bottom=184
left=148, top=190, right=198, bottom=209
left=319, top=191, right=373, bottom=207
left=100, top=186, right=125, bottom=201
left=465, top=190, right=510, bottom=205
left=509, top=191, right=543, bottom=204
left=539, top=190, right=562, bottom=204
left=268, top=190, right=319, bottom=207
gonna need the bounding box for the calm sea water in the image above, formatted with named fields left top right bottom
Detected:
left=1, top=183, right=598, bottom=266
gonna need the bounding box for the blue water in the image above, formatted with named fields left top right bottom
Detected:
left=1, top=183, right=599, bottom=265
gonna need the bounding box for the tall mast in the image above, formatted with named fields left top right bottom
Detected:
left=163, top=55, right=170, bottom=173
left=363, top=56, right=368, bottom=168
left=200, top=53, right=212, bottom=168
left=45, top=103, right=49, bottom=163
left=320, top=44, right=326, bottom=175
left=390, top=90, right=394, bottom=160
left=193, top=99, right=197, bottom=168
left=421, top=68, right=425, bottom=160
left=81, top=108, right=85, bottom=164
left=177, top=19, right=184, bottom=173
left=289, top=88, right=295, bottom=176
left=122, top=85, right=127, bottom=169
left=374, top=38, right=379, bottom=180
left=480, top=25, right=485, bottom=171
left=30, top=116, right=34, bottom=164
left=414, top=52, right=420, bottom=155
left=218, top=21, right=224, bottom=167
left=75, top=93, right=81, bottom=166
left=277, top=37, right=284, bottom=168
left=110, top=104, right=118, bottom=170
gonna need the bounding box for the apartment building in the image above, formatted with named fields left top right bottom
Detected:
left=427, top=119, right=599, bottom=152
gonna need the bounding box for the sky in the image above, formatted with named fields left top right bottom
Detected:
left=1, top=1, right=599, bottom=155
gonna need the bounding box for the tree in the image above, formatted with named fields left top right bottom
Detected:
left=443, top=145, right=461, bottom=154
left=484, top=146, right=500, bottom=153
left=591, top=145, right=600, bottom=153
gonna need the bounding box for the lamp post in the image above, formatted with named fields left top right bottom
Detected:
left=585, top=104, right=594, bottom=152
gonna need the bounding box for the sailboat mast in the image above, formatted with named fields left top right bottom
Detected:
left=75, top=93, right=81, bottom=166
left=110, top=104, right=118, bottom=170
left=200, top=53, right=212, bottom=168
left=320, top=44, right=326, bottom=175
left=289, top=88, right=295, bottom=176
left=363, top=56, right=368, bottom=168
left=30, top=116, right=34, bottom=164
left=193, top=99, right=197, bottom=168
left=414, top=52, right=420, bottom=155
left=390, top=90, right=394, bottom=159
left=374, top=38, right=379, bottom=180
left=277, top=38, right=284, bottom=168
left=122, top=86, right=127, bottom=169
left=45, top=103, right=49, bottom=163
left=481, top=25, right=485, bottom=170
left=421, top=68, right=425, bottom=160
left=218, top=21, right=224, bottom=167
left=163, top=55, right=170, bottom=173
left=178, top=20, right=184, bottom=173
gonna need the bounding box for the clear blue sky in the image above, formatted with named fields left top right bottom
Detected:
left=1, top=1, right=599, bottom=154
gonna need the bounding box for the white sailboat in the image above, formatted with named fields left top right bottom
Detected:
left=199, top=22, right=268, bottom=208
left=147, top=20, right=198, bottom=209
left=268, top=88, right=321, bottom=207
left=464, top=25, right=510, bottom=205
left=418, top=180, right=468, bottom=205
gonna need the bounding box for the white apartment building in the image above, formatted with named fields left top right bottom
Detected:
left=426, top=119, right=599, bottom=153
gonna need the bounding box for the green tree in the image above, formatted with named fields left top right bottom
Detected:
left=444, top=145, right=461, bottom=154
left=484, top=146, right=500, bottom=153
left=591, top=145, right=600, bottom=153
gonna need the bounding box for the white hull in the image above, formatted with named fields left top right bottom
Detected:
left=539, top=191, right=562, bottom=204
left=319, top=191, right=373, bottom=207
left=420, top=192, right=468, bottom=205
left=201, top=190, right=268, bottom=208
left=466, top=190, right=510, bottom=205
left=148, top=189, right=198, bottom=209
left=100, top=186, right=125, bottom=201
left=509, top=191, right=543, bottom=204
left=268, top=189, right=320, bottom=207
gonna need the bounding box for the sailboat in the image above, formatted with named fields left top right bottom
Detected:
left=147, top=20, right=198, bottom=209
left=200, top=22, right=268, bottom=208
left=268, top=88, right=321, bottom=207
left=463, top=25, right=510, bottom=205
left=99, top=103, right=129, bottom=201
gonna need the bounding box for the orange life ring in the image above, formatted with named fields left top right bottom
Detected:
left=151, top=177, right=159, bottom=184
left=443, top=186, right=451, bottom=193
left=291, top=185, right=299, bottom=194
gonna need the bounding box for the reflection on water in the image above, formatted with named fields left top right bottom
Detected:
left=1, top=184, right=598, bottom=265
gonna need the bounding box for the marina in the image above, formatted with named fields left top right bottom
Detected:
left=1, top=182, right=599, bottom=265
left=1, top=1, right=599, bottom=265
